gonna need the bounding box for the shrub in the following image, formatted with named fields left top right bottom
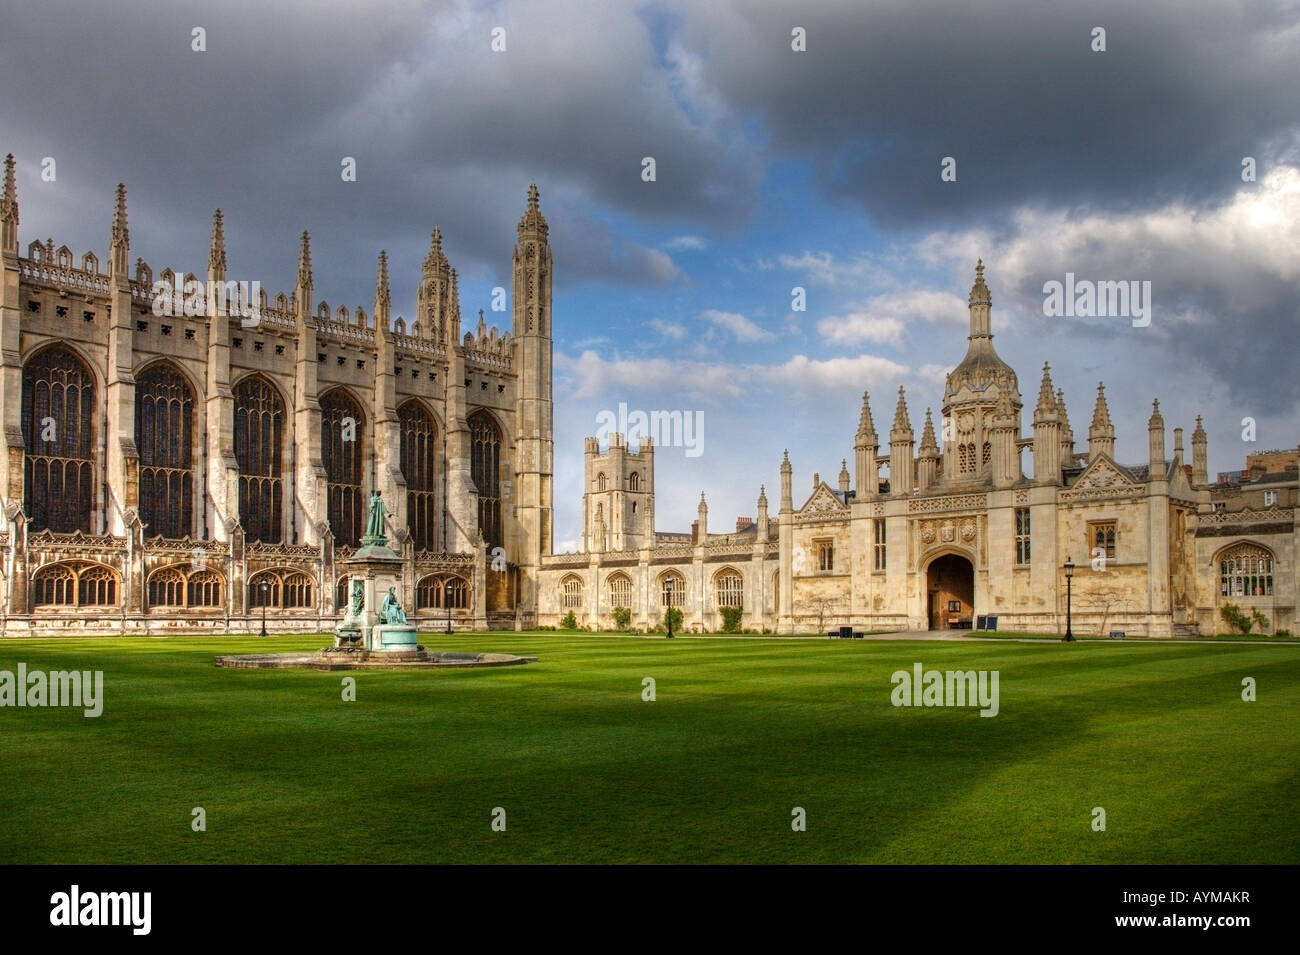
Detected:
left=1220, top=604, right=1254, bottom=635
left=664, top=607, right=683, bottom=632
left=560, top=611, right=578, bottom=630
left=611, top=606, right=632, bottom=630
left=719, top=606, right=743, bottom=633
left=1251, top=609, right=1269, bottom=633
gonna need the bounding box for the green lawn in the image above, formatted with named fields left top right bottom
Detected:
left=1, top=633, right=1296, bottom=864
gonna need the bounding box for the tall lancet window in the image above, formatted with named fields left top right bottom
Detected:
left=469, top=410, right=503, bottom=551
left=22, top=347, right=95, bottom=533
left=136, top=362, right=195, bottom=539
left=321, top=389, right=365, bottom=547
left=398, top=400, right=438, bottom=551
left=234, top=376, right=284, bottom=544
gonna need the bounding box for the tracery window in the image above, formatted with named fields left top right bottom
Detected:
left=715, top=570, right=743, bottom=609
left=1219, top=544, right=1273, bottom=597
left=136, top=363, right=195, bottom=539
left=22, top=347, right=95, bottom=532
left=469, top=410, right=502, bottom=551
left=399, top=401, right=439, bottom=552
left=321, top=389, right=364, bottom=547
left=234, top=377, right=284, bottom=544
left=561, top=575, right=583, bottom=609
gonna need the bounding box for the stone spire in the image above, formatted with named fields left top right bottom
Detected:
left=1, top=153, right=17, bottom=256
left=1033, top=363, right=1057, bottom=420
left=780, top=449, right=793, bottom=512
left=854, top=391, right=880, bottom=499
left=208, top=209, right=227, bottom=275
left=1191, top=414, right=1208, bottom=486
left=890, top=387, right=914, bottom=497
left=892, top=386, right=912, bottom=433
left=917, top=409, right=939, bottom=490
left=1056, top=388, right=1074, bottom=462
left=696, top=491, right=708, bottom=541
left=109, top=183, right=129, bottom=275
left=857, top=390, right=877, bottom=439
left=756, top=484, right=769, bottom=541
left=517, top=182, right=548, bottom=240
left=1032, top=363, right=1062, bottom=483
left=296, top=230, right=312, bottom=293
left=1088, top=382, right=1115, bottom=462
left=838, top=458, right=851, bottom=493
left=968, top=258, right=991, bottom=308
left=374, top=249, right=390, bottom=322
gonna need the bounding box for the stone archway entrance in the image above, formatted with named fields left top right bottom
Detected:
left=926, top=553, right=975, bottom=630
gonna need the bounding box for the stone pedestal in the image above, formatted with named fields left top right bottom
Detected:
left=345, top=536, right=407, bottom=651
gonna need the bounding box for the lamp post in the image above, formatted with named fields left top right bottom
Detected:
left=1062, top=556, right=1075, bottom=643
left=259, top=579, right=269, bottom=638
left=445, top=579, right=453, bottom=635
left=665, top=584, right=675, bottom=639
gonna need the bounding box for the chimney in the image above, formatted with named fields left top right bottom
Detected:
left=736, top=517, right=754, bottom=532
left=691, top=520, right=699, bottom=544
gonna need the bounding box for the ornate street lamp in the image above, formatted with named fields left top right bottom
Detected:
left=665, top=585, right=675, bottom=639
left=1062, top=556, right=1075, bottom=643
left=445, top=579, right=454, bottom=635
left=259, top=579, right=269, bottom=638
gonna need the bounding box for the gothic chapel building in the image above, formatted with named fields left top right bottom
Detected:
left=0, top=155, right=553, bottom=632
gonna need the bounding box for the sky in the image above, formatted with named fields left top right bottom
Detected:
left=2, top=0, right=1298, bottom=551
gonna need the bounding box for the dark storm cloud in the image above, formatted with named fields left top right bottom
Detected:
left=672, top=0, right=1300, bottom=229
left=0, top=0, right=758, bottom=309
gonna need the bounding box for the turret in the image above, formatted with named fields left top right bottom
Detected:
left=889, top=386, right=914, bottom=496
left=838, top=459, right=850, bottom=493
left=780, top=449, right=793, bottom=513
left=1191, top=416, right=1208, bottom=486
left=991, top=389, right=1019, bottom=488
left=1032, top=363, right=1061, bottom=483
left=2, top=154, right=20, bottom=258
left=1148, top=399, right=1165, bottom=473
left=756, top=485, right=769, bottom=541
left=854, top=391, right=879, bottom=499
left=696, top=492, right=708, bottom=541
left=1057, top=388, right=1074, bottom=464
left=917, top=409, right=938, bottom=490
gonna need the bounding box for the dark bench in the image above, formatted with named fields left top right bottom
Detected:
left=828, top=626, right=865, bottom=639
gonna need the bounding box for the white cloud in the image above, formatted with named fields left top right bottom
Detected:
left=664, top=234, right=707, bottom=251
left=648, top=318, right=687, bottom=340
left=818, top=290, right=968, bottom=346
left=701, top=308, right=774, bottom=341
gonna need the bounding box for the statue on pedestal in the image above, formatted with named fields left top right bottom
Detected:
left=380, top=586, right=408, bottom=625
left=364, top=490, right=391, bottom=544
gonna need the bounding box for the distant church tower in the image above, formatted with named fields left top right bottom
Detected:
left=512, top=184, right=555, bottom=622
left=582, top=434, right=655, bottom=552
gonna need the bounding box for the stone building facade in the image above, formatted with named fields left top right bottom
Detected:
left=2, top=150, right=1294, bottom=638
left=538, top=263, right=1299, bottom=638
left=0, top=154, right=553, bottom=633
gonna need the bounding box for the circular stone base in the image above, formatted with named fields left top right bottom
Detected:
left=215, top=648, right=537, bottom=670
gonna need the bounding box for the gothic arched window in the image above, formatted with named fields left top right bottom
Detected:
left=136, top=362, right=195, bottom=539
left=1219, top=543, right=1274, bottom=597
left=660, top=572, right=685, bottom=609
left=608, top=573, right=631, bottom=609
left=234, top=377, right=284, bottom=544
left=715, top=570, right=743, bottom=609
left=321, top=389, right=365, bottom=547
left=399, top=401, right=439, bottom=552
left=22, top=347, right=95, bottom=532
left=469, top=410, right=503, bottom=551
left=561, top=574, right=583, bottom=608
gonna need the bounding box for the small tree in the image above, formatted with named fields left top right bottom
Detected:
left=560, top=610, right=579, bottom=631
left=664, top=607, right=683, bottom=633
left=1219, top=603, right=1253, bottom=635
left=720, top=605, right=743, bottom=633
left=611, top=606, right=632, bottom=630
